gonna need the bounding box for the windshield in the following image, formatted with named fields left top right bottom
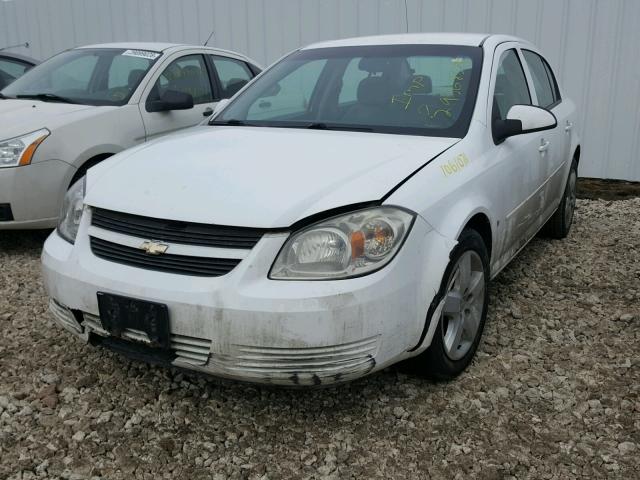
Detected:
left=1, top=48, right=161, bottom=106
left=214, top=44, right=482, bottom=137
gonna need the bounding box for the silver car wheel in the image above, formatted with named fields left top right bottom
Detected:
left=441, top=250, right=485, bottom=361
left=564, top=170, right=577, bottom=228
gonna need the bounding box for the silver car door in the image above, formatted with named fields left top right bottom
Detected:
left=139, top=51, right=218, bottom=140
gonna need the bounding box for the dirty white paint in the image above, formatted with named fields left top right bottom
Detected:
left=1, top=0, right=638, bottom=181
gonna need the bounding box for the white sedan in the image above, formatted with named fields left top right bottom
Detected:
left=42, top=33, right=580, bottom=386
left=0, top=42, right=260, bottom=228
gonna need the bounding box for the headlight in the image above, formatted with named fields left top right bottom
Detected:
left=270, top=206, right=415, bottom=280
left=57, top=177, right=86, bottom=244
left=0, top=129, right=50, bottom=168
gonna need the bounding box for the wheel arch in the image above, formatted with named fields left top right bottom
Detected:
left=462, top=212, right=493, bottom=261
left=69, top=151, right=118, bottom=186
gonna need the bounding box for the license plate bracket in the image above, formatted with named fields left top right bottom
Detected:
left=97, top=292, right=170, bottom=349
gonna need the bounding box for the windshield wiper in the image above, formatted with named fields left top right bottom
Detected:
left=209, top=119, right=257, bottom=127
left=16, top=93, right=78, bottom=104
left=303, top=122, right=374, bottom=132
left=0, top=92, right=11, bottom=100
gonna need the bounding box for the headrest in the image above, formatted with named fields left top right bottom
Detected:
left=182, top=65, right=201, bottom=77
left=407, top=74, right=432, bottom=94
left=358, top=57, right=394, bottom=73
left=127, top=69, right=145, bottom=89
left=357, top=76, right=390, bottom=106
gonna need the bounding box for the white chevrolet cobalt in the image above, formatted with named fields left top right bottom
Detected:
left=42, top=34, right=580, bottom=386
left=0, top=42, right=260, bottom=228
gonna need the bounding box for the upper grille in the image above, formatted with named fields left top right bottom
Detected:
left=92, top=208, right=265, bottom=249
left=90, top=237, right=241, bottom=277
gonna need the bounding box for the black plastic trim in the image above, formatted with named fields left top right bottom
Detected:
left=92, top=208, right=266, bottom=249
left=0, top=203, right=14, bottom=221
left=90, top=237, right=241, bottom=277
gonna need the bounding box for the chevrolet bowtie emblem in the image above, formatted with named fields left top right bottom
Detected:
left=140, top=240, right=169, bottom=255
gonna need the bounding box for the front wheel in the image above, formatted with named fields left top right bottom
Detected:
left=409, top=229, right=490, bottom=380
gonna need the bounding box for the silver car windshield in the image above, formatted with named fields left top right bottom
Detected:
left=1, top=48, right=161, bottom=106
left=213, top=44, right=482, bottom=137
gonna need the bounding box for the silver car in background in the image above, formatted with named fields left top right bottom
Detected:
left=0, top=42, right=260, bottom=228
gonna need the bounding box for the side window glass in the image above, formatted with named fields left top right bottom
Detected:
left=338, top=58, right=369, bottom=105
left=542, top=58, right=561, bottom=103
left=107, top=55, right=152, bottom=93
left=492, top=49, right=531, bottom=122
left=247, top=59, right=326, bottom=120
left=151, top=54, right=213, bottom=105
left=211, top=56, right=253, bottom=98
left=522, top=50, right=555, bottom=108
left=0, top=59, right=30, bottom=79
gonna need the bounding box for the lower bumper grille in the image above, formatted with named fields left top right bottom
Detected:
left=210, top=336, right=380, bottom=385
left=171, top=334, right=212, bottom=366
left=90, top=237, right=241, bottom=277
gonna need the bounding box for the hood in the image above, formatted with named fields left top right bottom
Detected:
left=0, top=99, right=99, bottom=140
left=86, top=126, right=457, bottom=228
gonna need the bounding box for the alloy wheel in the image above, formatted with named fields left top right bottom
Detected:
left=441, top=250, right=485, bottom=361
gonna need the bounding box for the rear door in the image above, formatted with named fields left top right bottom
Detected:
left=139, top=51, right=219, bottom=140
left=520, top=49, right=568, bottom=220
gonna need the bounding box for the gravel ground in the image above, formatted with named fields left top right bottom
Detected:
left=1, top=199, right=638, bottom=480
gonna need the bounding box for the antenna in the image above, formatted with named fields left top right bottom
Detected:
left=0, top=41, right=29, bottom=52
left=404, top=0, right=409, bottom=33
left=203, top=30, right=215, bottom=47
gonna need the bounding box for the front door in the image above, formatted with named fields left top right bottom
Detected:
left=139, top=53, right=218, bottom=140
left=489, top=46, right=547, bottom=265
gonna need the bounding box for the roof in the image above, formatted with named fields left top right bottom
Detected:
left=303, top=33, right=523, bottom=49
left=73, top=42, right=258, bottom=66
left=77, top=42, right=184, bottom=52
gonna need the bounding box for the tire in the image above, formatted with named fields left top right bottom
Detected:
left=542, top=159, right=578, bottom=239
left=408, top=228, right=490, bottom=380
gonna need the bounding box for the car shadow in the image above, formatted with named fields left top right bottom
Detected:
left=0, top=229, right=52, bottom=254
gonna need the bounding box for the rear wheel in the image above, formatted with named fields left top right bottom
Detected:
left=409, top=229, right=490, bottom=380
left=542, top=159, right=577, bottom=239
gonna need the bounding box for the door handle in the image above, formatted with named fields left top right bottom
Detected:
left=202, top=107, right=213, bottom=117
left=565, top=121, right=573, bottom=133
left=538, top=139, right=550, bottom=153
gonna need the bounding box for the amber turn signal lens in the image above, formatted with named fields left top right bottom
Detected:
left=350, top=230, right=365, bottom=259
left=18, top=134, right=49, bottom=166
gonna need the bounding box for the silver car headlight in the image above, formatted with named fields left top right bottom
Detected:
left=57, top=177, right=86, bottom=244
left=270, top=206, right=415, bottom=280
left=0, top=129, right=50, bottom=168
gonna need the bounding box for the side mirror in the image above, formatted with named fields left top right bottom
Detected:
left=212, top=98, right=230, bottom=117
left=146, top=90, right=194, bottom=113
left=493, top=105, right=557, bottom=143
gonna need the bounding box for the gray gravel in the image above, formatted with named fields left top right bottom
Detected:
left=1, top=199, right=639, bottom=479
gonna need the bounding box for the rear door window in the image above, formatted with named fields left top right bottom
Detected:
left=522, top=50, right=558, bottom=108
left=210, top=56, right=254, bottom=98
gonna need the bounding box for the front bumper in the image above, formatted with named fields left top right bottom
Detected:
left=0, top=160, right=74, bottom=229
left=41, top=212, right=453, bottom=386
